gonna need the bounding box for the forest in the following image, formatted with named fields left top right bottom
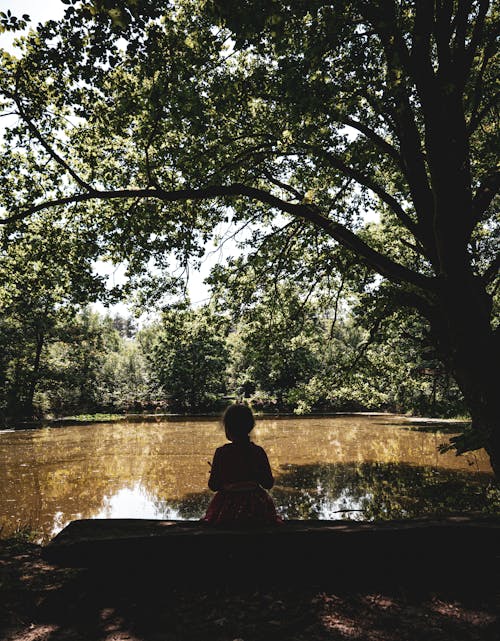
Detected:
left=1, top=292, right=467, bottom=421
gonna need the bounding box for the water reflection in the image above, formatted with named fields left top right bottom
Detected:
left=271, top=462, right=497, bottom=520
left=95, top=483, right=184, bottom=521
left=0, top=415, right=496, bottom=542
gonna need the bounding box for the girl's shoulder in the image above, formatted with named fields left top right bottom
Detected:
left=218, top=441, right=263, bottom=451
left=250, top=442, right=267, bottom=455
left=217, top=443, right=232, bottom=453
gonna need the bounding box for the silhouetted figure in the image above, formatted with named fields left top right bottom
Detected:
left=202, top=403, right=282, bottom=526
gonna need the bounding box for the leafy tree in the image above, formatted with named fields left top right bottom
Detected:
left=111, top=314, right=137, bottom=339
left=0, top=214, right=106, bottom=420
left=38, top=309, right=122, bottom=415
left=96, top=334, right=152, bottom=412
left=148, top=305, right=229, bottom=411
left=0, top=1, right=498, bottom=473
left=228, top=283, right=321, bottom=407
left=210, top=239, right=465, bottom=415
left=351, top=299, right=469, bottom=417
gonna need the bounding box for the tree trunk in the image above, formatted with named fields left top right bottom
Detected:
left=430, top=275, right=500, bottom=478
left=27, top=330, right=45, bottom=419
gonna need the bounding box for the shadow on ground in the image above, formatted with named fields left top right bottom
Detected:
left=1, top=538, right=498, bottom=641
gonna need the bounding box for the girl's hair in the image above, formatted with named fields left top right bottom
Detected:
left=223, top=403, right=255, bottom=441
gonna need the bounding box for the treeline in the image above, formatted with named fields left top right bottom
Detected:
left=0, top=295, right=467, bottom=423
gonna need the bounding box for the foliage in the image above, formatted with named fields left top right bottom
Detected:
left=58, top=413, right=125, bottom=422
left=0, top=215, right=108, bottom=420
left=271, top=462, right=499, bottom=521
left=1, top=302, right=155, bottom=421
left=37, top=308, right=119, bottom=415
left=227, top=283, right=321, bottom=406
left=96, top=337, right=152, bottom=412
left=147, top=304, right=230, bottom=411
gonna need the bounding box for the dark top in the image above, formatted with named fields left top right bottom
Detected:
left=208, top=441, right=274, bottom=491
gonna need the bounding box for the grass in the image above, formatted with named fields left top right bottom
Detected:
left=0, top=523, right=41, bottom=551
left=55, top=413, right=125, bottom=422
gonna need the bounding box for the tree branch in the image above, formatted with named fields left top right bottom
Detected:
left=0, top=189, right=162, bottom=225
left=412, top=0, right=437, bottom=86
left=329, top=270, right=347, bottom=339
left=340, top=117, right=404, bottom=168
left=453, top=0, right=474, bottom=60
left=262, top=170, right=304, bottom=201
left=463, top=0, right=490, bottom=76
left=10, top=89, right=97, bottom=194
left=360, top=1, right=436, bottom=256
left=467, top=29, right=499, bottom=134
left=471, top=169, right=500, bottom=224
left=293, top=143, right=422, bottom=240
left=434, top=0, right=454, bottom=76
left=0, top=182, right=436, bottom=292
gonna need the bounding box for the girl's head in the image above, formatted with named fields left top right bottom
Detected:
left=223, top=403, right=255, bottom=442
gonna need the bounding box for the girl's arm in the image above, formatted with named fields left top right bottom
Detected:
left=208, top=448, right=223, bottom=491
left=255, top=447, right=274, bottom=489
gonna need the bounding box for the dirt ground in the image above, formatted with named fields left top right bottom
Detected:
left=1, top=538, right=498, bottom=641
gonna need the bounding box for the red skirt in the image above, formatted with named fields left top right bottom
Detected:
left=202, top=482, right=283, bottom=526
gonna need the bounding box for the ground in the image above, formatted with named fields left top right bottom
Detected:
left=1, top=538, right=498, bottom=641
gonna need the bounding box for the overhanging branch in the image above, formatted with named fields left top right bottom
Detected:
left=0, top=182, right=436, bottom=292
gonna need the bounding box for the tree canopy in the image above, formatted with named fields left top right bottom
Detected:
left=0, top=1, right=498, bottom=472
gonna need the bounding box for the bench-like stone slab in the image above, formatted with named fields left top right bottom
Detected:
left=41, top=516, right=500, bottom=589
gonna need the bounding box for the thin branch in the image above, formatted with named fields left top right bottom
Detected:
left=203, top=212, right=262, bottom=258
left=294, top=142, right=421, bottom=239
left=400, top=237, right=427, bottom=257
left=342, top=314, right=384, bottom=378
left=466, top=33, right=497, bottom=134
left=468, top=89, right=500, bottom=135
left=206, top=142, right=276, bottom=182
left=262, top=170, right=304, bottom=201
left=463, top=0, right=490, bottom=76
left=357, top=86, right=399, bottom=134
left=330, top=271, right=346, bottom=339
left=471, top=169, right=500, bottom=224
left=341, top=116, right=404, bottom=168
left=10, top=88, right=96, bottom=194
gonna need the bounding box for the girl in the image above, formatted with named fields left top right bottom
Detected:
left=202, top=403, right=282, bottom=525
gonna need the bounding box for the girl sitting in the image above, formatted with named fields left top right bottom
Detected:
left=202, top=403, right=282, bottom=526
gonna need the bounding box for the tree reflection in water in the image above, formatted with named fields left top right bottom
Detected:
left=166, top=462, right=499, bottom=522
left=271, top=462, right=499, bottom=520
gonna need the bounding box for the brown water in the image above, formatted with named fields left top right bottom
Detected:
left=0, top=414, right=494, bottom=542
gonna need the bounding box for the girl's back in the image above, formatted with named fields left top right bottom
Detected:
left=208, top=441, right=274, bottom=491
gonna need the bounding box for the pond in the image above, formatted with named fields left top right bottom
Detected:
left=0, top=413, right=496, bottom=543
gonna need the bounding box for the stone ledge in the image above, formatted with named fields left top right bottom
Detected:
left=41, top=516, right=500, bottom=589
